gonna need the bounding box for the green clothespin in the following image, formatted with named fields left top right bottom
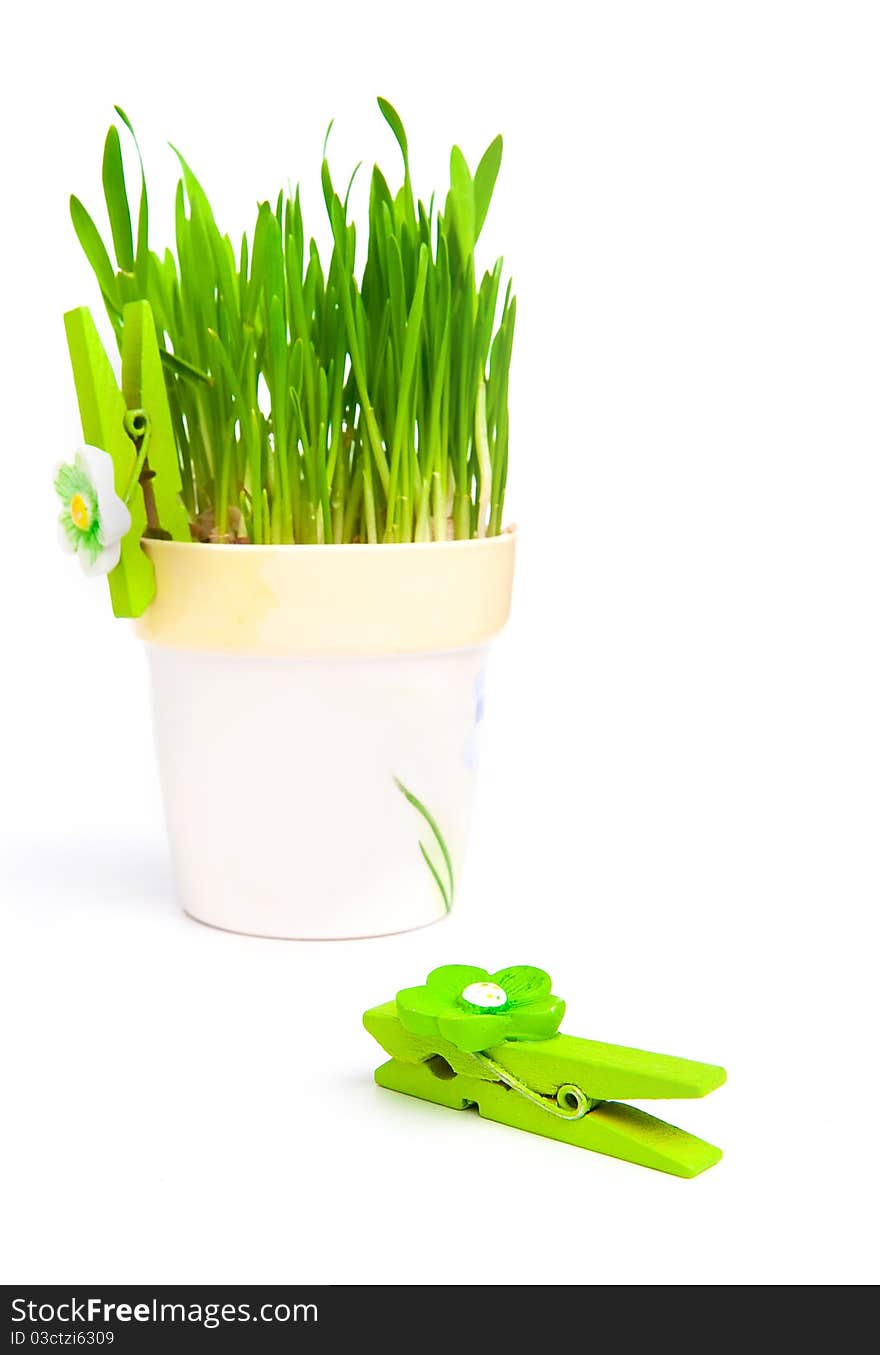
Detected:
left=63, top=300, right=190, bottom=617
left=363, top=964, right=726, bottom=1178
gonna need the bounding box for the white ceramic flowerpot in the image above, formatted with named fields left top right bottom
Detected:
left=136, top=535, right=516, bottom=939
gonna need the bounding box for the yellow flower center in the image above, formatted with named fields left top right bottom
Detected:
left=70, top=493, right=91, bottom=531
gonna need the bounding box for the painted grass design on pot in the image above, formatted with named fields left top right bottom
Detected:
left=394, top=777, right=454, bottom=913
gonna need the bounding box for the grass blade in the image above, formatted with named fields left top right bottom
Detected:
left=114, top=106, right=149, bottom=277
left=419, top=843, right=450, bottom=912
left=473, top=134, right=503, bottom=242
left=102, top=126, right=134, bottom=271
left=394, top=776, right=454, bottom=908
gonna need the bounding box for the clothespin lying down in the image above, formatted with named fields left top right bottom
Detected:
left=62, top=301, right=190, bottom=617
left=363, top=965, right=726, bottom=1178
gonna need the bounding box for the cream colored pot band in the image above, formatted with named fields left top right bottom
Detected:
left=135, top=533, right=516, bottom=656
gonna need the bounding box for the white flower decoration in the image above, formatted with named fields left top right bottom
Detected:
left=55, top=444, right=131, bottom=577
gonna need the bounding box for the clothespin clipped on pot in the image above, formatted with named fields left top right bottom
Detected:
left=63, top=300, right=190, bottom=617
left=363, top=965, right=727, bottom=1178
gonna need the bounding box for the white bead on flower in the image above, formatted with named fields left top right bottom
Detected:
left=55, top=444, right=131, bottom=577
left=461, top=981, right=508, bottom=1009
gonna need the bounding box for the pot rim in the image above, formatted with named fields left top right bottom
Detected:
left=136, top=526, right=516, bottom=657
left=146, top=527, right=516, bottom=556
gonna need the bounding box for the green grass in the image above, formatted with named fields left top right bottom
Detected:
left=71, top=100, right=515, bottom=545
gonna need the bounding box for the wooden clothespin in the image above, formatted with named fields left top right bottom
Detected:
left=364, top=964, right=726, bottom=1178
left=64, top=300, right=190, bottom=617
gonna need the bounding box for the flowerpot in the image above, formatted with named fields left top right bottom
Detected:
left=135, top=534, right=516, bottom=939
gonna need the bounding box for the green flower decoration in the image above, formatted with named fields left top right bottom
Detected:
left=396, top=964, right=565, bottom=1053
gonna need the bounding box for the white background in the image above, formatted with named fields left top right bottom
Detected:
left=1, top=0, right=878, bottom=1286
